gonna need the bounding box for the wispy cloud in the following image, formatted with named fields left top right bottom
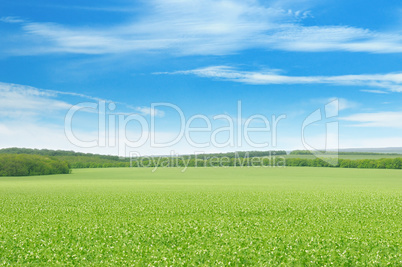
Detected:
left=40, top=5, right=140, bottom=13
left=0, top=83, right=71, bottom=118
left=0, top=82, right=164, bottom=118
left=0, top=16, right=25, bottom=23
left=311, top=97, right=359, bottom=111
left=341, top=111, right=402, bottom=128
left=2, top=0, right=402, bottom=56
left=360, top=89, right=389, bottom=94
left=164, top=65, right=402, bottom=92
left=135, top=107, right=165, bottom=118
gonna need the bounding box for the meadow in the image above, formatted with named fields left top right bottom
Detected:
left=0, top=167, right=401, bottom=265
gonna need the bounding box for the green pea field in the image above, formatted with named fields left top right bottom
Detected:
left=0, top=167, right=401, bottom=265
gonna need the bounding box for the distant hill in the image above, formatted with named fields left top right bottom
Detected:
left=339, top=147, right=402, bottom=154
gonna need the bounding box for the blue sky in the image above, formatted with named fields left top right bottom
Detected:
left=1, top=0, right=402, bottom=156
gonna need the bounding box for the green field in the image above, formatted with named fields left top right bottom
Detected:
left=0, top=167, right=401, bottom=265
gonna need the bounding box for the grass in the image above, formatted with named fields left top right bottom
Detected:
left=0, top=167, right=401, bottom=265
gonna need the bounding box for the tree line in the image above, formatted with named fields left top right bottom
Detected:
left=286, top=157, right=402, bottom=169
left=1, top=148, right=401, bottom=172
left=128, top=156, right=402, bottom=169
left=0, top=154, right=70, bottom=176
left=0, top=148, right=287, bottom=168
left=290, top=150, right=400, bottom=156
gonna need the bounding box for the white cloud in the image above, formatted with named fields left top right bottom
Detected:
left=41, top=5, right=140, bottom=13
left=0, top=82, right=164, bottom=118
left=311, top=97, right=358, bottom=112
left=136, top=107, right=165, bottom=117
left=0, top=122, right=77, bottom=151
left=337, top=98, right=358, bottom=111
left=166, top=65, right=402, bottom=92
left=0, top=16, right=24, bottom=23
left=340, top=111, right=402, bottom=128
left=360, top=89, right=389, bottom=94
left=339, top=137, right=402, bottom=149
left=0, top=82, right=71, bottom=118
left=2, top=0, right=402, bottom=55
left=267, top=25, right=402, bottom=53
left=0, top=121, right=246, bottom=157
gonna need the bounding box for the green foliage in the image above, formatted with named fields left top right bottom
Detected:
left=286, top=157, right=402, bottom=169
left=0, top=147, right=122, bottom=160
left=289, top=150, right=315, bottom=155
left=0, top=154, right=70, bottom=176
left=0, top=148, right=287, bottom=169
left=0, top=168, right=400, bottom=265
left=0, top=148, right=130, bottom=168
left=1, top=148, right=402, bottom=170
